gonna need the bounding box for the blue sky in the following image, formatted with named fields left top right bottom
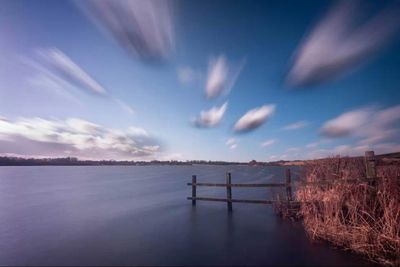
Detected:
left=0, top=0, right=400, bottom=161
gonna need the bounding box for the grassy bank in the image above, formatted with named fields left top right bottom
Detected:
left=295, top=157, right=400, bottom=266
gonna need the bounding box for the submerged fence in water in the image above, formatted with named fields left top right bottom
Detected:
left=187, top=150, right=395, bottom=211
left=187, top=169, right=295, bottom=211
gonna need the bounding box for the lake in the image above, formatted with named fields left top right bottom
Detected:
left=0, top=165, right=373, bottom=266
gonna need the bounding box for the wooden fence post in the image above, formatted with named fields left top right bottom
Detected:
left=365, top=151, right=376, bottom=187
left=226, top=172, right=233, bottom=212
left=286, top=169, right=292, bottom=202
left=192, top=175, right=197, bottom=206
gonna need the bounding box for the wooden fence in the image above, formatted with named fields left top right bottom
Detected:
left=187, top=169, right=296, bottom=212
left=187, top=150, right=388, bottom=211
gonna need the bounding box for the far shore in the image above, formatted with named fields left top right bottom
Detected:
left=0, top=152, right=399, bottom=167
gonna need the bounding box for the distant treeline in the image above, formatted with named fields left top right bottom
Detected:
left=0, top=156, right=304, bottom=166
left=0, top=156, right=250, bottom=166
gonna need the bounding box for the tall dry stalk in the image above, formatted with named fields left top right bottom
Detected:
left=296, top=157, right=400, bottom=266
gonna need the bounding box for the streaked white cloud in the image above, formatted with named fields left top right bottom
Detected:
left=78, top=0, right=175, bottom=62
left=287, top=1, right=400, bottom=87
left=283, top=120, right=309, bottom=130
left=0, top=116, right=161, bottom=160
left=24, top=48, right=135, bottom=115
left=286, top=147, right=300, bottom=152
left=205, top=55, right=244, bottom=99
left=234, top=104, right=276, bottom=132
left=306, top=139, right=331, bottom=148
left=193, top=102, right=228, bottom=128
left=320, top=105, right=400, bottom=145
left=261, top=139, right=277, bottom=147
left=113, top=98, right=135, bottom=114
left=27, top=72, right=83, bottom=104
left=128, top=127, right=149, bottom=137
left=66, top=118, right=101, bottom=135
left=226, top=138, right=238, bottom=149
left=320, top=107, right=371, bottom=137
left=142, top=145, right=160, bottom=152
left=38, top=48, right=106, bottom=95
left=177, top=67, right=202, bottom=85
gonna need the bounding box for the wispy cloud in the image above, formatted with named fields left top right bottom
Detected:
left=38, top=48, right=106, bottom=95
left=261, top=139, right=277, bottom=147
left=193, top=102, right=228, bottom=128
left=286, top=147, right=300, bottom=152
left=128, top=127, right=149, bottom=137
left=113, top=98, right=135, bottom=114
left=27, top=72, right=83, bottom=104
left=177, top=67, right=202, bottom=85
left=226, top=138, right=238, bottom=149
left=77, top=0, right=175, bottom=62
left=0, top=116, right=160, bottom=160
left=320, top=105, right=400, bottom=145
left=205, top=55, right=244, bottom=99
left=320, top=107, right=372, bottom=137
left=283, top=120, right=309, bottom=130
left=234, top=104, right=276, bottom=132
left=287, top=1, right=400, bottom=87
left=25, top=48, right=134, bottom=115
left=306, top=139, right=331, bottom=148
left=66, top=118, right=101, bottom=135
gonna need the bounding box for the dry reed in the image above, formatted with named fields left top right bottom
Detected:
left=296, top=157, right=400, bottom=266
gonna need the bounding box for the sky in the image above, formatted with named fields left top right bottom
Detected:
left=0, top=0, right=400, bottom=162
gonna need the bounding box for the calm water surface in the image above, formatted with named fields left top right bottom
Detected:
left=0, top=166, right=374, bottom=266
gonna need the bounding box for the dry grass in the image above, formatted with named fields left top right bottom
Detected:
left=296, top=157, right=400, bottom=266
left=273, top=194, right=302, bottom=221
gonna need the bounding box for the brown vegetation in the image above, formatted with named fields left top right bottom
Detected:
left=295, top=157, right=400, bottom=266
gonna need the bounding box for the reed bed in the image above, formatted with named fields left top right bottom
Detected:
left=295, top=157, right=400, bottom=266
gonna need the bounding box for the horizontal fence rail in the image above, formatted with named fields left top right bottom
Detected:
left=187, top=182, right=286, bottom=187
left=187, top=197, right=301, bottom=205
left=188, top=197, right=276, bottom=204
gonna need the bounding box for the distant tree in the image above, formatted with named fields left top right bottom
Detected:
left=249, top=160, right=257, bottom=165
